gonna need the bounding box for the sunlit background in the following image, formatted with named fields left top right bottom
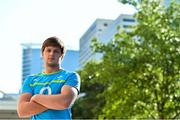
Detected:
left=0, top=0, right=135, bottom=94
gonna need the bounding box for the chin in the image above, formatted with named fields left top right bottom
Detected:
left=47, top=63, right=59, bottom=67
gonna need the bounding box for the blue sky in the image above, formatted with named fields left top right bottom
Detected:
left=0, top=0, right=135, bottom=93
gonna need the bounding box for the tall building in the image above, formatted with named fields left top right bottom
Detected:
left=22, top=43, right=43, bottom=82
left=79, top=19, right=113, bottom=67
left=99, top=14, right=136, bottom=43
left=62, top=50, right=79, bottom=72
left=79, top=0, right=180, bottom=68
left=22, top=43, right=79, bottom=82
left=79, top=14, right=136, bottom=68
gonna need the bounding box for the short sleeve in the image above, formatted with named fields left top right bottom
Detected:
left=65, top=72, right=81, bottom=94
left=20, top=76, right=33, bottom=94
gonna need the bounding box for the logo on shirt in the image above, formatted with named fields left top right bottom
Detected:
left=39, top=86, right=52, bottom=95
left=33, top=78, right=39, bottom=82
left=57, top=75, right=63, bottom=79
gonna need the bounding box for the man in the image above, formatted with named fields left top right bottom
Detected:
left=17, top=36, right=80, bottom=119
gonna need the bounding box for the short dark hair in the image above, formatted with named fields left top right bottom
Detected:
left=41, top=36, right=66, bottom=56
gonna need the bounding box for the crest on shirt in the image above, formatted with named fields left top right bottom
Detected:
left=39, top=86, right=52, bottom=95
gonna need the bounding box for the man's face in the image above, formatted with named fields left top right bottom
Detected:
left=42, top=46, right=62, bottom=67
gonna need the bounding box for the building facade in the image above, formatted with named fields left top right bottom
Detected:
left=22, top=44, right=43, bottom=82
left=79, top=14, right=136, bottom=68
left=79, top=19, right=113, bottom=67
left=62, top=50, right=79, bottom=72
left=79, top=0, right=180, bottom=68
left=99, top=14, right=136, bottom=44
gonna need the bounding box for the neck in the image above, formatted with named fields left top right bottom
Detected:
left=44, top=65, right=61, bottom=74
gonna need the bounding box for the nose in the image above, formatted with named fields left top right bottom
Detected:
left=49, top=50, right=55, bottom=56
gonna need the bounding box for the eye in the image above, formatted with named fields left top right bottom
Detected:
left=54, top=50, right=60, bottom=54
left=46, top=49, right=51, bottom=53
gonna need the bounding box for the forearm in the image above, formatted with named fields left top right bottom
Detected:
left=31, top=86, right=78, bottom=110
left=17, top=100, right=48, bottom=118
left=32, top=94, right=74, bottom=110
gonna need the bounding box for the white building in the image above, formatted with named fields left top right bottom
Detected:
left=79, top=0, right=180, bottom=68
left=79, top=19, right=113, bottom=67
left=79, top=14, right=136, bottom=68
left=99, top=14, right=136, bottom=44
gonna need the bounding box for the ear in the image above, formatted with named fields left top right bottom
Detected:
left=60, top=54, right=64, bottom=60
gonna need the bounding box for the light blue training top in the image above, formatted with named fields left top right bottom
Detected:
left=20, top=69, right=80, bottom=119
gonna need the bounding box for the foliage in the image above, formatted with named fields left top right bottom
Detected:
left=72, top=61, right=107, bottom=118
left=73, top=0, right=180, bottom=119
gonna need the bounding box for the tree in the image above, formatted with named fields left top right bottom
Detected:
left=73, top=0, right=180, bottom=119
left=72, top=61, right=106, bottom=118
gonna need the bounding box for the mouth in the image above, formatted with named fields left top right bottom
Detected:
left=48, top=58, right=55, bottom=60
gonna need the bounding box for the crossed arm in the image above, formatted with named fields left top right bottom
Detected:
left=17, top=85, right=78, bottom=118
left=17, top=93, right=47, bottom=118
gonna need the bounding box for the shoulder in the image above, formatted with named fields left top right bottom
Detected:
left=23, top=73, right=42, bottom=82
left=62, top=70, right=80, bottom=79
left=27, top=73, right=42, bottom=78
left=62, top=70, right=81, bottom=93
left=31, top=73, right=42, bottom=77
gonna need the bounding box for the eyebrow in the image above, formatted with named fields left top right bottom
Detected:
left=46, top=47, right=61, bottom=51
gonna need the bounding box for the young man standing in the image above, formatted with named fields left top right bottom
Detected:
left=17, top=37, right=80, bottom=119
